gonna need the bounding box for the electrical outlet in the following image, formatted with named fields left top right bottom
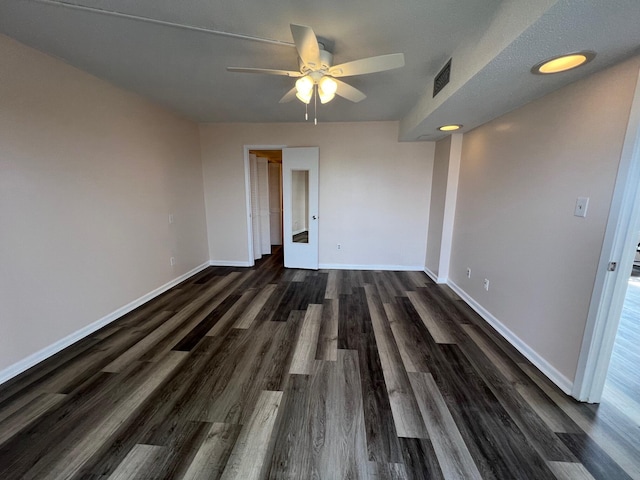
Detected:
left=466, top=268, right=471, bottom=279
left=170, top=257, right=176, bottom=266
left=483, top=279, right=490, bottom=291
left=337, top=243, right=341, bottom=250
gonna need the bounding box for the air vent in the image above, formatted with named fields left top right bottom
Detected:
left=433, top=59, right=452, bottom=97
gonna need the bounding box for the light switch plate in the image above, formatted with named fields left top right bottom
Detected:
left=574, top=197, right=589, bottom=218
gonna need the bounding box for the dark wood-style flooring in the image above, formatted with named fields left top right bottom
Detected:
left=0, top=247, right=639, bottom=479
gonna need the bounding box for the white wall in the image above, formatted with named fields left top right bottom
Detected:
left=199, top=122, right=434, bottom=269
left=449, top=56, right=640, bottom=386
left=0, top=35, right=209, bottom=376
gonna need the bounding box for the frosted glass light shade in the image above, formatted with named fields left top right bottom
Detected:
left=318, top=76, right=337, bottom=104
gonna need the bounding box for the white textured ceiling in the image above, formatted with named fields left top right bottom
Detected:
left=1, top=0, right=639, bottom=141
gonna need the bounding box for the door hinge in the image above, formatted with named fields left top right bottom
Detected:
left=607, top=261, right=617, bottom=272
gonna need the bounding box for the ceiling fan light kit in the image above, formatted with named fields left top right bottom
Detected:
left=227, top=23, right=405, bottom=122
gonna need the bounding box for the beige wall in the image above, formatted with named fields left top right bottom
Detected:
left=425, top=136, right=451, bottom=275
left=0, top=35, right=209, bottom=374
left=449, top=56, right=640, bottom=384
left=199, top=122, right=434, bottom=268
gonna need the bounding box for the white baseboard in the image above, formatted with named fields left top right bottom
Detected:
left=319, top=263, right=423, bottom=271
left=424, top=267, right=447, bottom=284
left=209, top=260, right=252, bottom=267
left=0, top=261, right=210, bottom=386
left=448, top=280, right=574, bottom=395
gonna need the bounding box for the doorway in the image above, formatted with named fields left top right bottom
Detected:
left=573, top=70, right=640, bottom=403
left=244, top=146, right=320, bottom=270
left=601, top=242, right=640, bottom=420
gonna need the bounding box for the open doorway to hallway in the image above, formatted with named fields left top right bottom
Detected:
left=601, top=240, right=640, bottom=423
left=248, top=149, right=283, bottom=263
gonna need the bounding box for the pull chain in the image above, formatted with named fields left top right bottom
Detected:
left=314, top=84, right=318, bottom=125
left=305, top=101, right=308, bottom=121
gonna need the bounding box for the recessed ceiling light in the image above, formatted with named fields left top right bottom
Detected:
left=438, top=124, right=462, bottom=132
left=531, top=51, right=596, bottom=74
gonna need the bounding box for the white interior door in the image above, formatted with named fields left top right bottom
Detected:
left=283, top=147, right=319, bottom=269
left=249, top=153, right=261, bottom=260
left=269, top=163, right=283, bottom=245
left=257, top=157, right=271, bottom=255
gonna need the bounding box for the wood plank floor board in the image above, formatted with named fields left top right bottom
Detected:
left=248, top=282, right=289, bottom=325
left=172, top=293, right=243, bottom=351
left=384, top=302, right=430, bottom=374
left=233, top=284, right=278, bottom=329
left=368, top=461, right=409, bottom=480
left=357, top=332, right=403, bottom=463
left=365, top=285, right=428, bottom=439
left=0, top=352, right=186, bottom=480
left=82, top=336, right=230, bottom=477
left=0, top=334, right=101, bottom=422
left=106, top=444, right=166, bottom=480
left=1, top=251, right=637, bottom=479
left=433, top=344, right=557, bottom=480
left=406, top=290, right=456, bottom=344
left=458, top=324, right=579, bottom=462
left=373, top=272, right=399, bottom=304
left=338, top=287, right=402, bottom=463
left=521, top=362, right=640, bottom=479
left=448, top=293, right=530, bottom=367
left=0, top=392, right=67, bottom=447
left=205, top=288, right=258, bottom=337
left=547, top=461, right=597, bottom=480
left=407, top=372, right=481, bottom=480
left=289, top=304, right=324, bottom=375
left=383, top=271, right=414, bottom=297
left=398, top=437, right=445, bottom=480
left=181, top=422, right=242, bottom=480
left=220, top=390, right=283, bottom=480
left=315, top=298, right=339, bottom=361
left=269, top=350, right=369, bottom=479
left=270, top=281, right=310, bottom=322
left=140, top=420, right=213, bottom=480
left=325, top=270, right=340, bottom=300
left=557, top=432, right=633, bottom=480
left=260, top=312, right=306, bottom=391
left=393, top=297, right=557, bottom=479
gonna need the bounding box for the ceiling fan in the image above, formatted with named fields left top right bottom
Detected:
left=227, top=24, right=405, bottom=107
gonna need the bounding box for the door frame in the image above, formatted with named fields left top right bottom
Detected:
left=243, top=145, right=286, bottom=266
left=573, top=68, right=640, bottom=402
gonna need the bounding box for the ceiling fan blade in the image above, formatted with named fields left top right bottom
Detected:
left=279, top=87, right=298, bottom=103
left=226, top=67, right=301, bottom=77
left=329, top=53, right=405, bottom=77
left=290, top=24, right=321, bottom=70
left=334, top=79, right=366, bottom=103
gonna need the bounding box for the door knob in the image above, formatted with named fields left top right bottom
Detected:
left=312, top=215, right=317, bottom=220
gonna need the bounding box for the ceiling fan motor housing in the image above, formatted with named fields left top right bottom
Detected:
left=299, top=48, right=334, bottom=75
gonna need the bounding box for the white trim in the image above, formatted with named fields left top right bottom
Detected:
left=573, top=63, right=640, bottom=402
left=319, top=263, right=424, bottom=271
left=243, top=148, right=256, bottom=266
left=424, top=267, right=439, bottom=283
left=424, top=266, right=447, bottom=284
left=0, top=261, right=210, bottom=386
left=448, top=279, right=574, bottom=395
left=209, top=260, right=252, bottom=267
